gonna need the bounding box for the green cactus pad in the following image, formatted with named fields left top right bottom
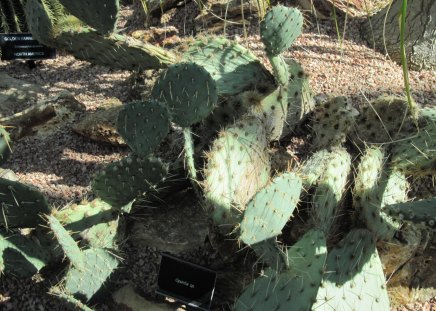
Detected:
left=64, top=248, right=119, bottom=302
left=56, top=29, right=176, bottom=70
left=51, top=198, right=117, bottom=237
left=311, top=96, right=359, bottom=149
left=311, top=147, right=351, bottom=233
left=0, top=230, right=52, bottom=278
left=313, top=229, right=390, bottom=311
left=58, top=0, right=119, bottom=34
left=0, top=126, right=11, bottom=165
left=203, top=116, right=270, bottom=231
left=184, top=36, right=275, bottom=96
left=151, top=62, right=218, bottom=127
left=352, top=95, right=416, bottom=145
left=299, top=149, right=330, bottom=189
left=92, top=156, right=168, bottom=209
left=48, top=215, right=85, bottom=271
left=282, top=59, right=315, bottom=137
left=240, top=172, right=302, bottom=245
left=251, top=238, right=288, bottom=268
left=0, top=178, right=50, bottom=228
left=80, top=217, right=122, bottom=249
left=354, top=147, right=406, bottom=240
left=260, top=5, right=303, bottom=55
left=23, top=0, right=66, bottom=45
left=234, top=229, right=327, bottom=311
left=385, top=197, right=436, bottom=229
left=117, top=100, right=170, bottom=156
left=390, top=110, right=436, bottom=176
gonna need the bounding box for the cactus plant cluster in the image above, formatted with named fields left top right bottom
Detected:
left=1, top=1, right=436, bottom=310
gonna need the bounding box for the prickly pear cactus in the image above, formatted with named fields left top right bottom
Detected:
left=203, top=116, right=270, bottom=232
left=0, top=178, right=51, bottom=228
left=299, top=149, right=330, bottom=189
left=390, top=106, right=436, bottom=176
left=311, top=96, right=358, bottom=149
left=384, top=197, right=436, bottom=229
left=313, top=229, right=390, bottom=311
left=92, top=155, right=168, bottom=209
left=0, top=230, right=52, bottom=277
left=352, top=95, right=416, bottom=145
left=239, top=172, right=302, bottom=245
left=183, top=36, right=275, bottom=96
left=58, top=0, right=119, bottom=34
left=151, top=62, right=218, bottom=127
left=0, top=126, right=11, bottom=165
left=311, top=147, right=351, bottom=233
left=234, top=230, right=327, bottom=311
left=117, top=100, right=170, bottom=156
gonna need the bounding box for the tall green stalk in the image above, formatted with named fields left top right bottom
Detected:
left=399, top=0, right=418, bottom=125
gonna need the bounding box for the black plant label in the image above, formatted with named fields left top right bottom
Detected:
left=0, top=33, right=56, bottom=60
left=156, top=253, right=216, bottom=311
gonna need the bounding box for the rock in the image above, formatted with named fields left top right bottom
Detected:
left=112, top=284, right=174, bottom=311
left=130, top=190, right=208, bottom=255
left=0, top=91, right=85, bottom=140
left=72, top=98, right=126, bottom=146
left=0, top=73, right=44, bottom=118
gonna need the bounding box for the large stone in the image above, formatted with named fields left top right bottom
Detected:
left=130, top=190, right=208, bottom=255
left=72, top=98, right=126, bottom=146
left=0, top=73, right=44, bottom=117
left=0, top=91, right=85, bottom=139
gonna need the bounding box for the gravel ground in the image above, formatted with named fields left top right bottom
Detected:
left=0, top=2, right=435, bottom=311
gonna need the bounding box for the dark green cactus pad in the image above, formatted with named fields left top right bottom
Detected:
left=48, top=215, right=85, bottom=271
left=184, top=36, right=275, bottom=96
left=23, top=0, right=66, bottom=45
left=64, top=247, right=119, bottom=302
left=151, top=62, right=218, bottom=127
left=117, top=100, right=170, bottom=156
left=299, top=149, right=330, bottom=189
left=0, top=230, right=52, bottom=278
left=234, top=229, right=327, bottom=311
left=203, top=116, right=270, bottom=232
left=385, top=197, right=436, bottom=229
left=313, top=229, right=390, bottom=311
left=311, top=147, right=351, bottom=234
left=260, top=5, right=303, bottom=55
left=354, top=147, right=406, bottom=241
left=58, top=0, right=119, bottom=34
left=0, top=178, right=50, bottom=228
left=240, top=172, right=302, bottom=245
left=57, top=29, right=176, bottom=70
left=92, top=155, right=168, bottom=209
left=311, top=96, right=358, bottom=149
left=352, top=95, right=416, bottom=145
left=0, top=126, right=11, bottom=165
left=282, top=59, right=315, bottom=137
left=390, top=108, right=436, bottom=176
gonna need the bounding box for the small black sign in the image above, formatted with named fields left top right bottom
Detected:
left=0, top=33, right=56, bottom=61
left=156, top=253, right=217, bottom=310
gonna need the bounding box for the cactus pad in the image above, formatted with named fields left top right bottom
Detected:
left=260, top=5, right=303, bottom=55
left=240, top=172, right=302, bottom=245
left=311, top=147, right=351, bottom=233
left=184, top=36, right=275, bottom=96
left=0, top=230, right=52, bottom=278
left=0, top=178, right=50, bottom=228
left=313, top=229, right=390, bottom=311
left=385, top=197, right=436, bottom=229
left=117, top=100, right=170, bottom=156
left=234, top=229, right=327, bottom=311
left=151, top=62, right=217, bottom=127
left=203, top=116, right=270, bottom=231
left=311, top=96, right=358, bottom=149
left=58, top=0, right=119, bottom=34
left=92, top=156, right=168, bottom=209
